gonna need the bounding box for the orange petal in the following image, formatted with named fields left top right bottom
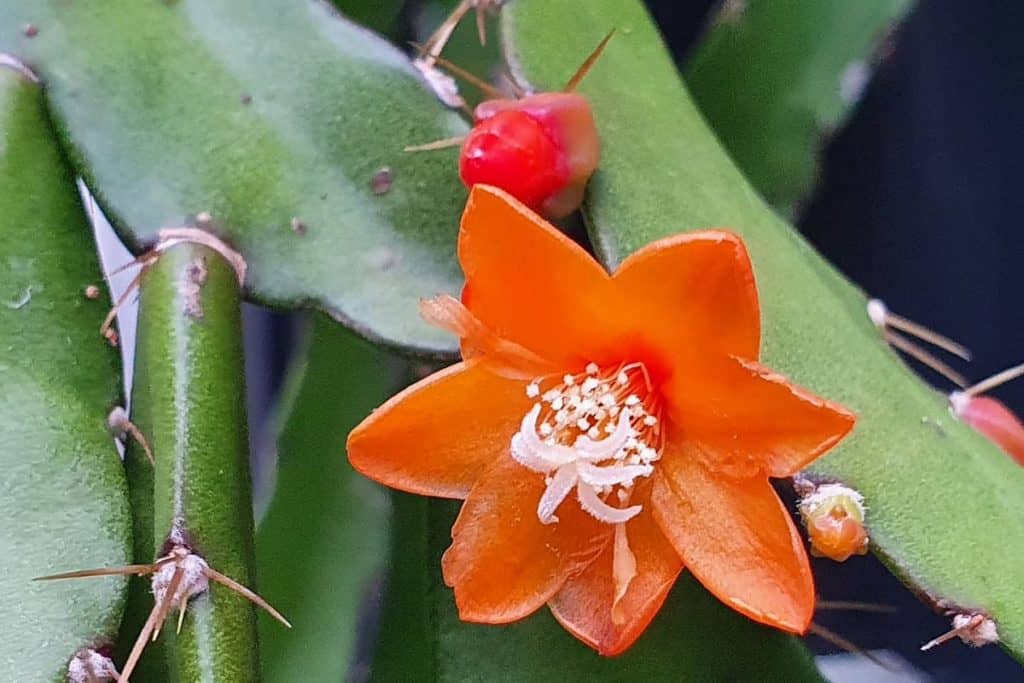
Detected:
left=665, top=356, right=855, bottom=478
left=419, top=294, right=555, bottom=379
left=442, top=455, right=612, bottom=623
left=459, top=185, right=615, bottom=367
left=548, top=488, right=683, bottom=656
left=651, top=449, right=815, bottom=634
left=610, top=230, right=759, bottom=378
left=347, top=360, right=529, bottom=499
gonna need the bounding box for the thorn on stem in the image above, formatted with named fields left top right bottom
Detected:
left=100, top=255, right=155, bottom=343
left=107, top=406, right=155, bottom=465
left=411, top=42, right=505, bottom=100
left=884, top=329, right=969, bottom=388
left=177, top=597, right=189, bottom=634
left=97, top=228, right=240, bottom=332
left=921, top=613, right=998, bottom=651
left=412, top=0, right=506, bottom=109
left=868, top=298, right=972, bottom=387
left=809, top=622, right=896, bottom=671
left=961, top=362, right=1024, bottom=398
left=37, top=544, right=290, bottom=682
left=418, top=0, right=504, bottom=64
left=413, top=57, right=467, bottom=110
left=156, top=227, right=247, bottom=287
left=868, top=298, right=971, bottom=360
left=817, top=599, right=897, bottom=614
left=34, top=563, right=160, bottom=581
left=151, top=566, right=185, bottom=642
left=403, top=136, right=466, bottom=153
left=202, top=564, right=292, bottom=628
left=563, top=29, right=616, bottom=93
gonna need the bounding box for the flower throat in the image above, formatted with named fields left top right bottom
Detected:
left=511, top=362, right=664, bottom=525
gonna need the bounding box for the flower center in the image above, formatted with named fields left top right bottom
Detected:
left=510, top=361, right=663, bottom=525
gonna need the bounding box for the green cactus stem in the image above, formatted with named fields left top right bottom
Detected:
left=0, top=60, right=131, bottom=682
left=130, top=234, right=265, bottom=681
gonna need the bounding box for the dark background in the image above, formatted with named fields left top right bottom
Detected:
left=644, top=0, right=1023, bottom=680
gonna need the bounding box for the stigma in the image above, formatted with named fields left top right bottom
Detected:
left=510, top=362, right=663, bottom=525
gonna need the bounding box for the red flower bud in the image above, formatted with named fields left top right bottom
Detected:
left=460, top=93, right=599, bottom=219
left=950, top=392, right=1024, bottom=466
left=798, top=483, right=869, bottom=562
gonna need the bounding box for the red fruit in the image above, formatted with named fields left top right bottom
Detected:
left=950, top=392, right=1024, bottom=466
left=459, top=92, right=600, bottom=219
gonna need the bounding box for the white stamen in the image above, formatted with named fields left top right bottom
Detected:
left=510, top=433, right=556, bottom=473
left=510, top=363, right=661, bottom=528
left=574, top=410, right=633, bottom=459
left=577, top=461, right=652, bottom=488
left=578, top=483, right=642, bottom=523
left=538, top=465, right=578, bottom=524
left=512, top=405, right=587, bottom=471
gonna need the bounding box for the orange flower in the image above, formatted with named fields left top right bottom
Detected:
left=348, top=185, right=856, bottom=655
